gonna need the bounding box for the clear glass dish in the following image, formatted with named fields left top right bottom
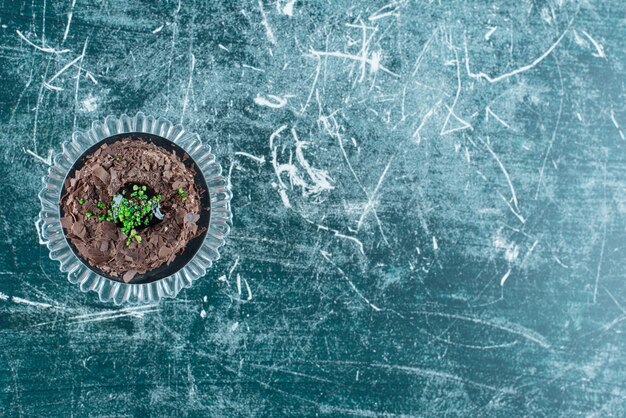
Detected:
left=37, top=113, right=232, bottom=304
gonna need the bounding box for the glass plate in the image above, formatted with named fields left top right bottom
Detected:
left=37, top=113, right=232, bottom=304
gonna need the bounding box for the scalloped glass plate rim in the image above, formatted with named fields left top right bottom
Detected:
left=37, top=112, right=232, bottom=305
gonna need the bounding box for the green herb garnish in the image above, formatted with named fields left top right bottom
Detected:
left=107, top=185, right=160, bottom=246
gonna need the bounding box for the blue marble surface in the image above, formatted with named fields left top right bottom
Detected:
left=1, top=0, right=625, bottom=416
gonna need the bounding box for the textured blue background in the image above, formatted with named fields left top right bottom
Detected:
left=1, top=0, right=625, bottom=416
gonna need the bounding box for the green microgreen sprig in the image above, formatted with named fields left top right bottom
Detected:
left=105, top=186, right=161, bottom=246
left=178, top=187, right=187, bottom=201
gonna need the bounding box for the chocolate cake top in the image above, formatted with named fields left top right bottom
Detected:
left=60, top=138, right=205, bottom=283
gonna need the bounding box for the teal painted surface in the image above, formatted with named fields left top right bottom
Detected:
left=1, top=0, right=625, bottom=416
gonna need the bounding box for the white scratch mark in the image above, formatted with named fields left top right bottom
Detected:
left=254, top=94, right=287, bottom=108
left=271, top=127, right=334, bottom=198
left=282, top=0, right=296, bottom=16
left=485, top=106, right=513, bottom=130
left=293, top=128, right=335, bottom=193
left=368, top=1, right=400, bottom=21
left=243, top=276, right=253, bottom=301
left=242, top=63, right=265, bottom=72
left=33, top=73, right=47, bottom=152
left=277, top=188, right=292, bottom=208
left=500, top=268, right=512, bottom=287
left=72, top=310, right=159, bottom=324
left=484, top=26, right=497, bottom=41
left=62, top=0, right=77, bottom=41
left=307, top=218, right=364, bottom=255
left=0, top=292, right=9, bottom=301
left=16, top=30, right=71, bottom=54
left=593, top=221, right=607, bottom=304
left=535, top=92, right=563, bottom=199
left=71, top=305, right=158, bottom=320
left=218, top=44, right=229, bottom=51
left=228, top=257, right=240, bottom=282
left=86, top=71, right=97, bottom=84
left=299, top=56, right=320, bottom=115
left=47, top=53, right=84, bottom=85
left=269, top=125, right=290, bottom=200
left=34, top=214, right=47, bottom=245
left=602, top=314, right=626, bottom=332
left=233, top=273, right=253, bottom=303
left=235, top=151, right=266, bottom=164
left=320, top=251, right=381, bottom=311
left=180, top=53, right=196, bottom=124
left=610, top=110, right=625, bottom=140
left=412, top=100, right=441, bottom=143
left=308, top=49, right=399, bottom=79
left=480, top=138, right=524, bottom=223
left=371, top=362, right=513, bottom=393
left=258, top=0, right=276, bottom=45
left=412, top=28, right=438, bottom=77
left=152, top=24, right=164, bottom=34
left=42, top=81, right=63, bottom=91
left=412, top=311, right=551, bottom=348
left=464, top=30, right=567, bottom=83
left=24, top=148, right=52, bottom=166
left=12, top=297, right=52, bottom=309
left=316, top=360, right=513, bottom=394
left=432, top=236, right=439, bottom=251
left=440, top=51, right=471, bottom=136
left=581, top=30, right=606, bottom=58
left=326, top=115, right=389, bottom=244
left=553, top=256, right=569, bottom=268
left=73, top=38, right=89, bottom=129
left=357, top=156, right=393, bottom=230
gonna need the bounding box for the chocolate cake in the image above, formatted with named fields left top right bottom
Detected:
left=60, top=138, right=206, bottom=283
